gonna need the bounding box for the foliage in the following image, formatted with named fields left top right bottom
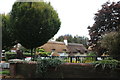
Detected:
left=88, top=1, right=120, bottom=55
left=36, top=48, right=51, bottom=56
left=0, top=70, right=10, bottom=75
left=56, top=34, right=89, bottom=47
left=10, top=2, right=61, bottom=50
left=93, top=58, right=120, bottom=70
left=36, top=58, right=64, bottom=77
left=5, top=52, right=31, bottom=61
left=56, top=34, right=73, bottom=42
left=2, top=14, right=17, bottom=50
left=5, top=52, right=16, bottom=54
left=6, top=54, right=16, bottom=60
left=100, top=32, right=120, bottom=60
left=5, top=52, right=16, bottom=61
left=87, top=52, right=96, bottom=56
left=84, top=52, right=96, bottom=63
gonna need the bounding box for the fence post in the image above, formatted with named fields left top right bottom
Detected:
left=76, top=57, right=78, bottom=63
left=70, top=57, right=72, bottom=63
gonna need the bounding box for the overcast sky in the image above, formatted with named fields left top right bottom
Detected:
left=0, top=0, right=119, bottom=39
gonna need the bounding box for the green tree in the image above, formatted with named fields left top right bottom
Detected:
left=56, top=34, right=73, bottom=43
left=55, top=35, right=64, bottom=42
left=73, top=36, right=89, bottom=47
left=56, top=34, right=89, bottom=47
left=100, top=32, right=120, bottom=60
left=2, top=14, right=17, bottom=51
left=10, top=2, right=61, bottom=58
left=88, top=1, right=120, bottom=55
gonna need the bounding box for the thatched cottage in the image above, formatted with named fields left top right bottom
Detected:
left=39, top=40, right=88, bottom=56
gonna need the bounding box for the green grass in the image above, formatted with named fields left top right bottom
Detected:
left=0, top=70, right=10, bottom=75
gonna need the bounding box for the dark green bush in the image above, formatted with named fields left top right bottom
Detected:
left=6, top=54, right=16, bottom=61
left=36, top=58, right=64, bottom=77
left=5, top=52, right=31, bottom=61
left=36, top=48, right=51, bottom=57
left=93, top=58, right=120, bottom=70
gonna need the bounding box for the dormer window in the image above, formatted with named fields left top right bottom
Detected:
left=51, top=49, right=55, bottom=52
left=63, top=49, right=66, bottom=52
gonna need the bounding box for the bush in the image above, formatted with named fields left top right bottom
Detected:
left=5, top=52, right=16, bottom=61
left=93, top=58, right=120, bottom=70
left=36, top=58, right=64, bottom=77
left=83, top=52, right=96, bottom=63
left=5, top=52, right=31, bottom=61
left=36, top=48, right=51, bottom=57
left=0, top=70, right=10, bottom=75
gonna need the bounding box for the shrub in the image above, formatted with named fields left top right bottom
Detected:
left=36, top=58, right=64, bottom=77
left=93, top=58, right=120, bottom=70
left=36, top=48, right=51, bottom=57
left=5, top=52, right=16, bottom=61
left=0, top=70, right=10, bottom=75
left=5, top=52, right=31, bottom=61
left=84, top=52, right=96, bottom=63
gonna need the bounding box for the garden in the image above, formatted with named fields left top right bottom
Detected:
left=1, top=51, right=120, bottom=78
left=1, top=0, right=120, bottom=79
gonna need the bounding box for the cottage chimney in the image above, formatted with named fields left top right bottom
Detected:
left=64, top=36, right=68, bottom=45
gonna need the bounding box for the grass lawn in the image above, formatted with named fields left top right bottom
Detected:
left=0, top=70, right=10, bottom=75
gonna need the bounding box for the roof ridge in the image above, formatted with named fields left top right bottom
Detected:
left=68, top=43, right=83, bottom=46
left=48, top=41, right=64, bottom=44
left=48, top=41, right=84, bottom=45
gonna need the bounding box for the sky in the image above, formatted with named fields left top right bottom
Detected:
left=0, top=0, right=119, bottom=39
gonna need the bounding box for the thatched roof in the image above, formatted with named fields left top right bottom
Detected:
left=39, top=41, right=68, bottom=53
left=67, top=43, right=87, bottom=53
left=39, top=41, right=88, bottom=54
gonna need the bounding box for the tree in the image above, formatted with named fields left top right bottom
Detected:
left=56, top=34, right=89, bottom=47
left=2, top=14, right=17, bottom=51
left=10, top=2, right=61, bottom=58
left=100, top=32, right=120, bottom=60
left=56, top=34, right=73, bottom=43
left=88, top=1, right=120, bottom=55
left=73, top=36, right=89, bottom=47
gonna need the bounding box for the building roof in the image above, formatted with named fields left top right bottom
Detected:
left=40, top=41, right=68, bottom=53
left=67, top=43, right=87, bottom=53
left=39, top=41, right=88, bottom=54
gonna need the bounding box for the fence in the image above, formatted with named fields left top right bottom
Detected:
left=37, top=56, right=111, bottom=63
left=4, top=53, right=112, bottom=63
